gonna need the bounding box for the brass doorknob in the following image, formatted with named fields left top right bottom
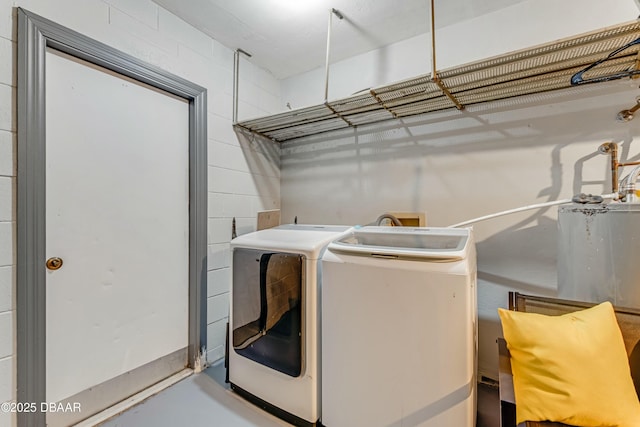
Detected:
left=46, top=257, right=63, bottom=270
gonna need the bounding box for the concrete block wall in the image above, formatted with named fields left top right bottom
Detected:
left=280, top=82, right=640, bottom=380
left=278, top=0, right=640, bottom=381
left=0, top=0, right=280, bottom=423
left=0, top=3, right=17, bottom=426
left=281, top=0, right=639, bottom=108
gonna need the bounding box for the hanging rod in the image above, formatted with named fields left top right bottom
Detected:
left=325, top=8, right=344, bottom=103
left=430, top=0, right=464, bottom=110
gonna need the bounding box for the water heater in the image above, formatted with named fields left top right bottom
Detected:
left=558, top=203, right=640, bottom=308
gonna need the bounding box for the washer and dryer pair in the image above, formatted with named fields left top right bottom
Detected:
left=228, top=224, right=477, bottom=427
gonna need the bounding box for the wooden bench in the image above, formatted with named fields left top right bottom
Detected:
left=498, top=292, right=640, bottom=427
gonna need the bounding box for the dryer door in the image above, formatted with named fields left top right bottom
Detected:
left=232, top=248, right=304, bottom=377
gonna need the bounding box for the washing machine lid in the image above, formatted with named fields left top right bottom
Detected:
left=327, top=226, right=471, bottom=261
left=231, top=224, right=352, bottom=259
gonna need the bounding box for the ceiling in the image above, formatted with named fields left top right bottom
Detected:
left=151, top=0, right=528, bottom=80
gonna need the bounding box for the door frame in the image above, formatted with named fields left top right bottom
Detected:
left=16, top=8, right=207, bottom=426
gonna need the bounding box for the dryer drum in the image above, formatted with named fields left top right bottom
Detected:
left=232, top=248, right=303, bottom=377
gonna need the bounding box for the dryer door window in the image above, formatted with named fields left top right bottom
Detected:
left=232, top=248, right=304, bottom=377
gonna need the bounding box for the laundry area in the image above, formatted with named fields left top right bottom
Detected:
left=3, top=0, right=640, bottom=426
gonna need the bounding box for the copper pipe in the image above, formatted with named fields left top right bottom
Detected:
left=610, top=143, right=619, bottom=194
left=599, top=142, right=619, bottom=194
left=618, top=161, right=640, bottom=167
left=597, top=142, right=640, bottom=195
left=616, top=96, right=640, bottom=122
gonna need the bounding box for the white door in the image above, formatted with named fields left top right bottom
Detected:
left=44, top=49, right=190, bottom=415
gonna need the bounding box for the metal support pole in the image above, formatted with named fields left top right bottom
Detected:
left=430, top=0, right=437, bottom=78
left=324, top=8, right=343, bottom=103
left=610, top=142, right=619, bottom=194
left=232, top=48, right=252, bottom=124
left=429, top=0, right=464, bottom=110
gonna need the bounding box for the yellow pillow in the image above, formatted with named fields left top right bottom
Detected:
left=498, top=302, right=640, bottom=426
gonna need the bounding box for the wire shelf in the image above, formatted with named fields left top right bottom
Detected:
left=236, top=20, right=640, bottom=142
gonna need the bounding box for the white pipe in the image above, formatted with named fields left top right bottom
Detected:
left=232, top=48, right=251, bottom=124
left=324, top=8, right=343, bottom=103
left=448, top=194, right=618, bottom=228
left=232, top=50, right=239, bottom=124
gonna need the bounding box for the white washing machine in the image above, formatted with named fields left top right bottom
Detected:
left=321, top=226, right=477, bottom=427
left=228, top=224, right=351, bottom=427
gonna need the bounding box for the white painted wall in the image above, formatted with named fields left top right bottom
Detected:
left=1, top=0, right=638, bottom=421
left=0, top=1, right=280, bottom=424
left=278, top=0, right=640, bottom=382
left=281, top=82, right=640, bottom=380
left=281, top=0, right=639, bottom=108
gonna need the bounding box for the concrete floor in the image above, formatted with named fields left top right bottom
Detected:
left=100, top=362, right=500, bottom=427
left=476, top=382, right=500, bottom=427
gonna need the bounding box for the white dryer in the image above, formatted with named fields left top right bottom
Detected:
left=321, top=226, right=477, bottom=427
left=228, top=224, right=351, bottom=427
